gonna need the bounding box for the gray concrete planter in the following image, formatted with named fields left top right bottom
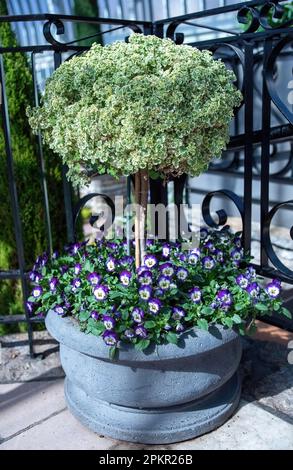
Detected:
left=46, top=310, right=242, bottom=444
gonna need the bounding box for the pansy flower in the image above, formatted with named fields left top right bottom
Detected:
left=236, top=274, right=248, bottom=289
left=124, top=329, right=135, bottom=339
left=134, top=325, right=148, bottom=339
left=32, top=285, right=43, bottom=298
left=246, top=282, right=260, bottom=298
left=55, top=305, right=65, bottom=315
left=71, top=278, right=81, bottom=291
left=188, top=253, right=199, bottom=265
left=217, top=289, right=233, bottom=308
left=176, top=323, right=185, bottom=333
left=138, top=270, right=152, bottom=285
left=202, top=256, right=215, bottom=270
left=93, top=285, right=109, bottom=301
left=102, top=315, right=116, bottom=330
left=106, top=257, right=116, bottom=272
left=159, top=262, right=174, bottom=277
left=172, top=307, right=186, bottom=321
left=143, top=254, right=157, bottom=269
left=230, top=248, right=243, bottom=261
left=148, top=298, right=161, bottom=315
left=26, top=301, right=34, bottom=314
left=120, top=270, right=132, bottom=286
left=190, top=287, right=202, bottom=303
left=87, top=272, right=102, bottom=286
left=214, top=249, right=224, bottom=262
left=49, top=277, right=59, bottom=292
left=139, top=285, right=152, bottom=301
left=176, top=267, right=188, bottom=281
left=265, top=281, right=281, bottom=298
left=102, top=331, right=118, bottom=346
left=162, top=243, right=171, bottom=258
left=74, top=263, right=82, bottom=275
left=91, top=310, right=99, bottom=320
left=131, top=307, right=144, bottom=323
left=158, top=275, right=171, bottom=291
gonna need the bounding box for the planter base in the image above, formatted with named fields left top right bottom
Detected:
left=65, top=372, right=241, bottom=444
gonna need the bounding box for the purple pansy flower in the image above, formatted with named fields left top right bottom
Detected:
left=71, top=278, right=81, bottom=290
left=138, top=270, right=153, bottom=285
left=60, top=265, right=68, bottom=274
left=246, top=266, right=256, bottom=279
left=32, top=285, right=42, bottom=298
left=148, top=298, right=161, bottom=315
left=93, top=285, right=109, bottom=301
left=164, top=324, right=172, bottom=331
left=139, top=285, right=152, bottom=301
left=162, top=243, right=171, bottom=258
left=55, top=305, right=65, bottom=315
left=120, top=270, right=132, bottom=286
left=74, top=263, right=82, bottom=275
left=87, top=272, right=102, bottom=286
left=159, top=262, right=174, bottom=277
left=29, top=271, right=38, bottom=282
left=217, top=289, right=233, bottom=307
left=102, top=315, right=116, bottom=330
left=214, top=249, right=224, bottom=262
left=146, top=239, right=154, bottom=247
left=236, top=274, right=248, bottom=289
left=190, top=287, right=202, bottom=303
left=134, top=325, right=148, bottom=338
left=102, top=331, right=118, bottom=346
left=202, top=256, right=215, bottom=270
left=230, top=248, right=243, bottom=261
left=203, top=241, right=215, bottom=252
left=172, top=307, right=186, bottom=320
left=106, top=257, right=116, bottom=272
left=179, top=253, right=187, bottom=262
left=246, top=282, right=260, bottom=298
left=188, top=253, right=199, bottom=265
left=91, top=310, right=99, bottom=320
left=158, top=275, right=171, bottom=291
left=176, top=267, right=188, bottom=281
left=107, top=242, right=118, bottom=251
left=265, top=282, right=281, bottom=298
left=124, top=329, right=135, bottom=339
left=131, top=307, right=144, bottom=323
left=143, top=254, right=157, bottom=269
left=26, top=301, right=34, bottom=314
left=49, top=277, right=59, bottom=292
left=176, top=323, right=185, bottom=333
left=233, top=237, right=242, bottom=248
left=120, top=256, right=134, bottom=266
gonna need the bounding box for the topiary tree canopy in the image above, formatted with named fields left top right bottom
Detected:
left=28, top=34, right=242, bottom=266
left=28, top=34, right=241, bottom=186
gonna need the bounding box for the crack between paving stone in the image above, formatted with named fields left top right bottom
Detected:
left=0, top=407, right=67, bottom=445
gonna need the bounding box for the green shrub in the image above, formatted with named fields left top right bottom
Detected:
left=0, top=0, right=67, bottom=334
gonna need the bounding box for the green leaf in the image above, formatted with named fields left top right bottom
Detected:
left=121, top=311, right=129, bottom=321
left=201, top=306, right=213, bottom=315
left=135, top=339, right=150, bottom=351
left=28, top=296, right=36, bottom=303
left=281, top=307, right=292, bottom=319
left=255, top=303, right=268, bottom=312
left=235, top=304, right=244, bottom=312
left=223, top=317, right=234, bottom=328
left=144, top=321, right=156, bottom=329
left=166, top=332, right=178, bottom=344
left=91, top=324, right=105, bottom=336
left=232, top=314, right=243, bottom=324
left=79, top=311, right=91, bottom=322
left=197, top=319, right=209, bottom=330
left=149, top=170, right=161, bottom=180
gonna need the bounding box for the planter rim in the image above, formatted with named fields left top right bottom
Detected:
left=45, top=310, right=239, bottom=362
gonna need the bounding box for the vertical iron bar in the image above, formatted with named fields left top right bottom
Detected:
left=260, top=39, right=272, bottom=268
left=242, top=41, right=254, bottom=253
left=54, top=51, right=75, bottom=243
left=31, top=52, right=53, bottom=255
left=0, top=55, right=34, bottom=356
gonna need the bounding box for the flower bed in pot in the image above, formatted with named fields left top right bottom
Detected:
left=28, top=229, right=289, bottom=443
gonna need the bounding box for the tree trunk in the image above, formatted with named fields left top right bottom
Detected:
left=134, top=170, right=149, bottom=269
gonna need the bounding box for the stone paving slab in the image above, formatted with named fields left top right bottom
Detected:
left=0, top=377, right=292, bottom=450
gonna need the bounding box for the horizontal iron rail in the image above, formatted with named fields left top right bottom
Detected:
left=0, top=14, right=152, bottom=27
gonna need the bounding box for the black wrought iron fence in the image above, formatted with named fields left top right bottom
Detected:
left=0, top=0, right=292, bottom=355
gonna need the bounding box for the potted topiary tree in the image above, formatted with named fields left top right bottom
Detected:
left=27, top=34, right=290, bottom=444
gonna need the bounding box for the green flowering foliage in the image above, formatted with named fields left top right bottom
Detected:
left=27, top=227, right=289, bottom=357
left=28, top=34, right=242, bottom=187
